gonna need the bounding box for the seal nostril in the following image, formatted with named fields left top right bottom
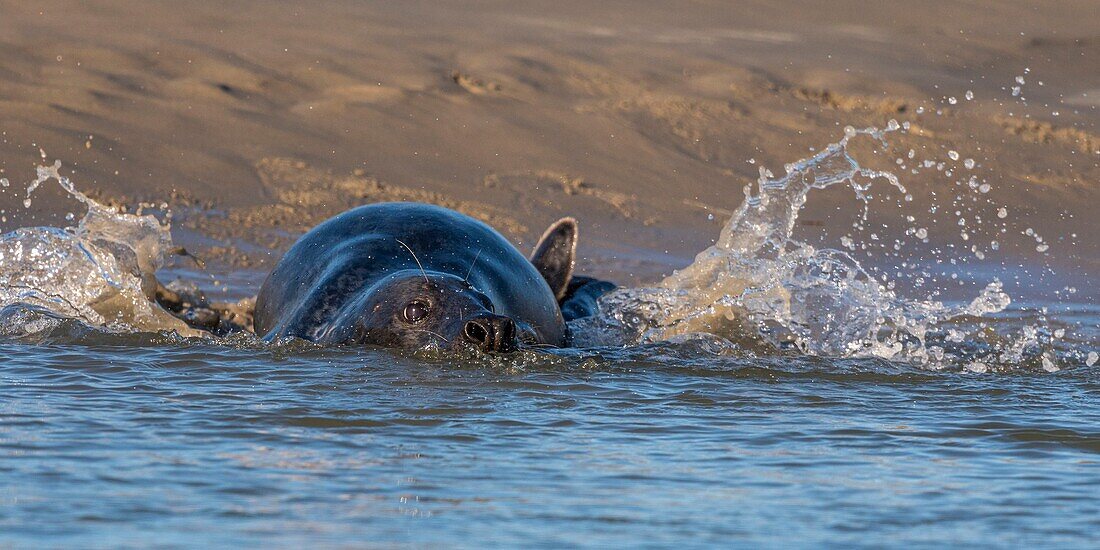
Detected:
left=464, top=316, right=518, bottom=351
left=498, top=318, right=516, bottom=341
left=464, top=319, right=490, bottom=345
left=491, top=317, right=517, bottom=352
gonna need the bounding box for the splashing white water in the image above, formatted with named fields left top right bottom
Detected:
left=0, top=161, right=193, bottom=333
left=0, top=143, right=1083, bottom=367
left=571, top=123, right=1013, bottom=365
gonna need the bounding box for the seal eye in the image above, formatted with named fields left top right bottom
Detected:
left=403, top=301, right=429, bottom=323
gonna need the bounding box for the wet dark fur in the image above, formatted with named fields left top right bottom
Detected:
left=254, top=203, right=571, bottom=351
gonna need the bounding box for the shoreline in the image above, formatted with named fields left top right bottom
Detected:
left=0, top=1, right=1095, bottom=290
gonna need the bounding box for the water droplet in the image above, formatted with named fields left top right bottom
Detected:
left=948, top=96, right=957, bottom=105
left=948, top=151, right=959, bottom=161
left=964, top=158, right=975, bottom=169
left=1042, top=354, right=1058, bottom=372
left=1088, top=352, right=1098, bottom=367
left=965, top=90, right=974, bottom=100
left=978, top=183, right=991, bottom=194
left=915, top=228, right=928, bottom=239
left=997, top=207, right=1008, bottom=219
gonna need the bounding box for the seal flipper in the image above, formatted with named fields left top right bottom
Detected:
left=529, top=217, right=577, bottom=300
left=560, top=275, right=616, bottom=322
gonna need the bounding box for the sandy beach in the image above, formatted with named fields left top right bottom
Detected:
left=0, top=0, right=1095, bottom=289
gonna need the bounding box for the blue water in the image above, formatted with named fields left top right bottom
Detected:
left=1, top=306, right=1097, bottom=547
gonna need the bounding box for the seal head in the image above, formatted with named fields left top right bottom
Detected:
left=254, top=202, right=577, bottom=352
left=320, top=269, right=531, bottom=352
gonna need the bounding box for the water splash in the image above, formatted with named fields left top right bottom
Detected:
left=0, top=161, right=193, bottom=334
left=571, top=122, right=1016, bottom=366
left=0, top=144, right=1085, bottom=368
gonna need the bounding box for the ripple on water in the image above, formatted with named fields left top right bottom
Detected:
left=0, top=331, right=1097, bottom=546
left=0, top=130, right=1096, bottom=545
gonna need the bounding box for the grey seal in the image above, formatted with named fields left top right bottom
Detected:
left=252, top=202, right=595, bottom=352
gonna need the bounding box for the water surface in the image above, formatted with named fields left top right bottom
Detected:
left=0, top=115, right=1096, bottom=547
left=1, top=316, right=1097, bottom=547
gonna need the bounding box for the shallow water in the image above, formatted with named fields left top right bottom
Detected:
left=1, top=115, right=1097, bottom=546
left=1, top=316, right=1097, bottom=547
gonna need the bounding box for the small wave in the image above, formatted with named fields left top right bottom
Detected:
left=571, top=123, right=1085, bottom=371
left=0, top=161, right=196, bottom=335
left=0, top=138, right=1091, bottom=372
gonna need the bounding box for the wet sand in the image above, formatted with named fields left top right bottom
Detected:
left=0, top=1, right=1096, bottom=289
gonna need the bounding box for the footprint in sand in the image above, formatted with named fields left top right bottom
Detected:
left=450, top=71, right=503, bottom=96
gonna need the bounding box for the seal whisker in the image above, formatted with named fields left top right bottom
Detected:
left=525, top=342, right=556, bottom=348
left=395, top=238, right=430, bottom=285
left=412, top=328, right=450, bottom=345
left=465, top=248, right=483, bottom=283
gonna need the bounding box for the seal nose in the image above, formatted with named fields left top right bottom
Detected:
left=463, top=314, right=517, bottom=352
